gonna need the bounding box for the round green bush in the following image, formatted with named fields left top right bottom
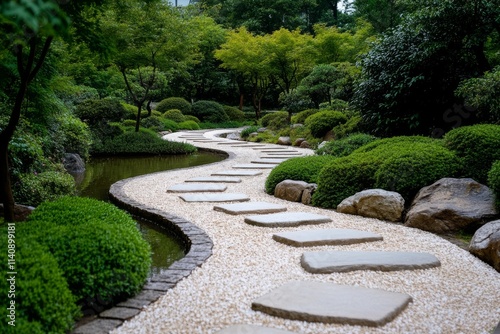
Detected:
left=184, top=115, right=200, bottom=123
left=268, top=112, right=290, bottom=130
left=141, top=115, right=165, bottom=131
left=332, top=114, right=362, bottom=139
left=0, top=232, right=79, bottom=334
left=260, top=111, right=288, bottom=128
left=163, top=109, right=185, bottom=122
left=57, top=115, right=92, bottom=161
left=312, top=137, right=461, bottom=208
left=315, top=133, right=377, bottom=157
left=161, top=119, right=180, bottom=132
left=121, top=102, right=137, bottom=120
left=156, top=97, right=192, bottom=115
left=15, top=171, right=76, bottom=207
left=265, top=155, right=338, bottom=194
left=190, top=100, right=229, bottom=123
left=178, top=120, right=201, bottom=130
left=291, top=109, right=319, bottom=124
left=444, top=124, right=500, bottom=183
left=23, top=197, right=152, bottom=303
left=75, top=99, right=128, bottom=125
left=223, top=106, right=246, bottom=122
left=122, top=119, right=137, bottom=127
left=488, top=160, right=500, bottom=210
left=305, top=110, right=348, bottom=138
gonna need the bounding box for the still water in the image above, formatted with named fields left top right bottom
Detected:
left=76, top=152, right=225, bottom=275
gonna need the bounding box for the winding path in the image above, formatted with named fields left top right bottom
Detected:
left=88, top=129, right=499, bottom=333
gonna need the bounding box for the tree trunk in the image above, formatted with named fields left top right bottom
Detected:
left=135, top=104, right=142, bottom=133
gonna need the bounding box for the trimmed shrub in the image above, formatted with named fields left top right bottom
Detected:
left=332, top=114, right=362, bottom=139
left=291, top=109, right=319, bottom=124
left=122, top=119, right=136, bottom=127
left=312, top=137, right=461, bottom=208
left=141, top=116, right=165, bottom=131
left=161, top=119, right=180, bottom=132
left=93, top=129, right=196, bottom=155
left=184, top=115, right=200, bottom=123
left=190, top=100, right=229, bottom=123
left=488, top=160, right=500, bottom=209
left=265, top=155, right=338, bottom=194
left=260, top=111, right=288, bottom=129
left=22, top=197, right=151, bottom=303
left=156, top=97, right=192, bottom=114
left=316, top=133, right=377, bottom=157
left=0, top=233, right=79, bottom=334
left=57, top=115, right=92, bottom=160
left=305, top=110, right=348, bottom=138
left=121, top=102, right=137, bottom=120
left=444, top=124, right=500, bottom=183
left=223, top=106, right=246, bottom=122
left=178, top=120, right=201, bottom=130
left=163, top=109, right=185, bottom=122
left=75, top=99, right=128, bottom=125
left=15, top=171, right=76, bottom=207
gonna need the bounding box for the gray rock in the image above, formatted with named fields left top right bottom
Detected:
left=99, top=307, right=141, bottom=320
left=63, top=153, right=85, bottom=174
left=337, top=189, right=405, bottom=222
left=277, top=136, right=292, bottom=145
left=469, top=220, right=500, bottom=272
left=215, top=325, right=298, bottom=334
left=251, top=281, right=413, bottom=327
left=258, top=127, right=267, bottom=133
left=226, top=132, right=241, bottom=140
left=301, top=183, right=317, bottom=205
left=275, top=180, right=310, bottom=202
left=249, top=132, right=259, bottom=138
left=273, top=228, right=383, bottom=247
left=299, top=141, right=310, bottom=149
left=294, top=137, right=306, bottom=146
left=405, top=178, right=498, bottom=233
left=72, top=319, right=123, bottom=334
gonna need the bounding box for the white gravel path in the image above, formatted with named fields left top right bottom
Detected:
left=112, top=129, right=500, bottom=334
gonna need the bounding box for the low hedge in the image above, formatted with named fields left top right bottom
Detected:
left=291, top=109, right=319, bottom=124
left=260, top=111, right=288, bottom=129
left=265, top=155, right=338, bottom=194
left=163, top=109, right=185, bottom=122
left=22, top=197, right=151, bottom=303
left=312, top=137, right=461, bottom=208
left=488, top=160, right=500, bottom=210
left=178, top=120, right=201, bottom=130
left=0, top=232, right=79, bottom=334
left=315, top=133, right=377, bottom=157
left=156, top=97, right=192, bottom=114
left=190, top=100, right=229, bottom=123
left=184, top=115, right=200, bottom=123
left=92, top=129, right=196, bottom=155
left=444, top=124, right=500, bottom=183
left=15, top=171, right=76, bottom=207
left=223, top=106, right=246, bottom=122
left=75, top=99, right=128, bottom=125
left=304, top=110, right=348, bottom=138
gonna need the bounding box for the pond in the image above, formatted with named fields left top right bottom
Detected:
left=75, top=151, right=225, bottom=275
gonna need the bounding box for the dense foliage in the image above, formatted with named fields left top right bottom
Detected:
left=304, top=110, right=348, bottom=138
left=190, top=100, right=229, bottom=123
left=315, top=133, right=377, bottom=157
left=163, top=109, right=186, bottom=123
left=14, top=171, right=76, bottom=207
left=488, top=161, right=500, bottom=210
left=156, top=97, right=192, bottom=115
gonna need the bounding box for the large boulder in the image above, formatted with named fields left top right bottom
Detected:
left=337, top=189, right=405, bottom=222
left=226, top=132, right=241, bottom=141
left=63, top=153, right=85, bottom=174
left=405, top=178, right=498, bottom=233
left=277, top=136, right=292, bottom=146
left=469, top=220, right=500, bottom=272
left=301, top=183, right=317, bottom=205
left=275, top=180, right=315, bottom=203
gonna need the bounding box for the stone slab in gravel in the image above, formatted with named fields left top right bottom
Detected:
left=179, top=193, right=250, bottom=203
left=301, top=251, right=441, bottom=273
left=215, top=324, right=299, bottom=334
left=116, top=299, right=151, bottom=309
left=73, top=319, right=123, bottom=334
left=100, top=307, right=141, bottom=320
left=264, top=152, right=302, bottom=155
left=213, top=202, right=287, bottom=215
left=185, top=176, right=242, bottom=183
left=167, top=183, right=227, bottom=193
left=272, top=228, right=383, bottom=247
left=252, top=281, right=412, bottom=327
left=244, top=212, right=332, bottom=227
left=217, top=142, right=245, bottom=145
left=212, top=170, right=263, bottom=176
left=233, top=164, right=276, bottom=169
left=253, top=148, right=292, bottom=151
left=260, top=156, right=301, bottom=159
left=251, top=159, right=288, bottom=164
left=231, top=144, right=266, bottom=147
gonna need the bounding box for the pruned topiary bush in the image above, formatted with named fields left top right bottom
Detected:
left=312, top=137, right=462, bottom=208
left=291, top=109, right=319, bottom=124
left=14, top=171, right=76, bottom=207
left=178, top=120, right=201, bottom=130
left=304, top=110, right=348, bottom=138
left=488, top=160, right=500, bottom=210
left=75, top=99, right=128, bottom=125
left=260, top=111, right=288, bottom=129
left=315, top=133, right=377, bottom=157
left=190, top=100, right=229, bottom=123
left=0, top=232, right=79, bottom=334
left=163, top=109, right=185, bottom=123
left=265, top=155, right=338, bottom=194
left=184, top=115, right=200, bottom=123
left=444, top=124, right=500, bottom=183
left=223, top=106, right=246, bottom=122
left=156, top=97, right=192, bottom=115
left=20, top=197, right=151, bottom=303
left=141, top=115, right=167, bottom=131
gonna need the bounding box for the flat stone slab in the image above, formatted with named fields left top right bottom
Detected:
left=245, top=212, right=332, bottom=227
left=231, top=144, right=266, bottom=147
left=99, top=307, right=141, bottom=320
left=233, top=164, right=276, bottom=169
left=253, top=147, right=289, bottom=151
left=272, top=228, right=383, bottom=247
left=252, top=281, right=413, bottom=327
left=251, top=159, right=288, bottom=164
left=217, top=141, right=245, bottom=145
left=301, top=251, right=441, bottom=273
left=167, top=183, right=227, bottom=193
left=73, top=319, right=123, bottom=334
left=215, top=325, right=299, bottom=334
left=214, top=202, right=287, bottom=215
left=212, top=170, right=263, bottom=176
left=185, top=176, right=242, bottom=183
left=264, top=152, right=302, bottom=155
left=179, top=193, right=250, bottom=203
left=260, top=156, right=301, bottom=159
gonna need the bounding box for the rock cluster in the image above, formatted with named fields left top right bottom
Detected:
left=337, top=189, right=405, bottom=222
left=274, top=180, right=317, bottom=205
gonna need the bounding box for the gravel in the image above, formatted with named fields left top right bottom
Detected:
left=112, top=130, right=500, bottom=334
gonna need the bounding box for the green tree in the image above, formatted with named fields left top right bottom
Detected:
left=353, top=0, right=408, bottom=33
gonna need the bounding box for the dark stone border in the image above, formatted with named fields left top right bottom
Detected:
left=72, top=146, right=234, bottom=334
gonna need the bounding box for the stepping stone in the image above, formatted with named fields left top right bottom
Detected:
left=214, top=202, right=287, bottom=215
left=167, top=183, right=227, bottom=193
left=260, top=156, right=300, bottom=159
left=252, top=281, right=412, bottom=327
left=179, top=193, right=250, bottom=203
left=217, top=142, right=245, bottom=145
left=251, top=159, right=287, bottom=164
left=212, top=170, right=263, bottom=176
left=215, top=325, right=299, bottom=334
left=265, top=152, right=302, bottom=156
left=245, top=212, right=332, bottom=227
left=185, top=176, right=242, bottom=183
left=272, top=228, right=383, bottom=247
left=301, top=251, right=441, bottom=273
left=192, top=139, right=222, bottom=142
left=233, top=164, right=276, bottom=169
left=254, top=148, right=290, bottom=152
